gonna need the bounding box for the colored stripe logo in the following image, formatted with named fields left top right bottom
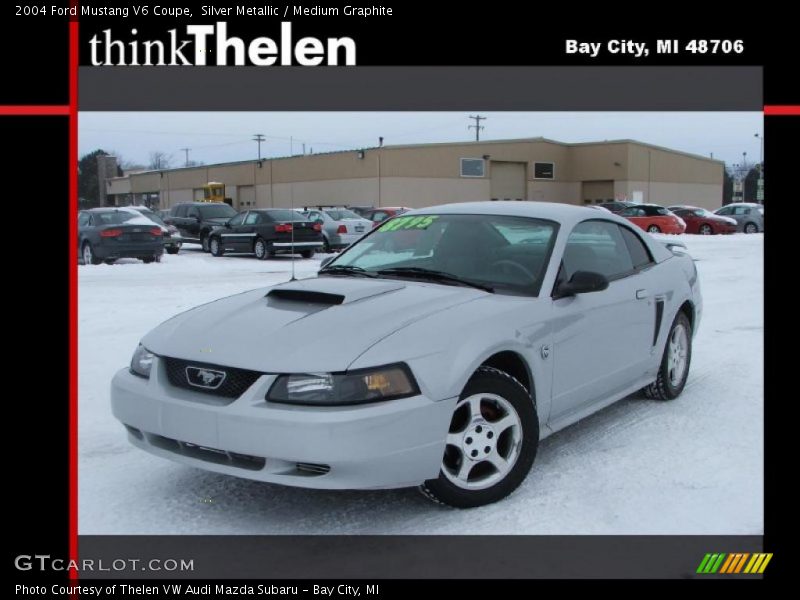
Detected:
left=697, top=553, right=773, bottom=574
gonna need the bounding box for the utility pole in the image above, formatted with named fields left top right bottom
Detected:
left=253, top=134, right=266, bottom=160
left=754, top=133, right=764, bottom=204
left=468, top=115, right=486, bottom=141
left=180, top=148, right=190, bottom=167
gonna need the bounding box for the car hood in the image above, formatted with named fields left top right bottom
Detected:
left=142, top=276, right=487, bottom=373
left=206, top=217, right=232, bottom=226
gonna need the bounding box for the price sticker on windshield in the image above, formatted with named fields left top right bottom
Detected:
left=379, top=215, right=439, bottom=232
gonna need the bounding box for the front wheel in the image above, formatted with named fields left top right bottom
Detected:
left=254, top=237, right=269, bottom=260
left=82, top=242, right=102, bottom=265
left=643, top=312, right=692, bottom=401
left=647, top=225, right=661, bottom=234
left=420, top=366, right=538, bottom=508
left=209, top=237, right=224, bottom=257
left=301, top=249, right=315, bottom=259
left=200, top=233, right=210, bottom=252
left=166, top=246, right=180, bottom=255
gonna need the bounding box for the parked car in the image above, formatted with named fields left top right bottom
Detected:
left=347, top=206, right=374, bottom=217
left=361, top=206, right=412, bottom=227
left=713, top=203, right=765, bottom=233
left=164, top=202, right=238, bottom=251
left=588, top=205, right=613, bottom=213
left=112, top=201, right=701, bottom=508
left=78, top=208, right=164, bottom=265
left=667, top=205, right=737, bottom=235
left=301, top=207, right=372, bottom=252
left=597, top=201, right=636, bottom=214
left=123, top=206, right=183, bottom=254
left=618, top=204, right=686, bottom=234
left=208, top=209, right=324, bottom=259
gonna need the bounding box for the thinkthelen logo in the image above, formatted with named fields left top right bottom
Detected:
left=88, top=22, right=357, bottom=66
left=697, top=553, right=773, bottom=574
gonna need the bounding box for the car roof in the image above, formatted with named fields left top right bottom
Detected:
left=408, top=201, right=645, bottom=227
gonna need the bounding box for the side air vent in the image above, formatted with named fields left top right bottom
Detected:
left=267, top=289, right=345, bottom=305
left=653, top=299, right=665, bottom=347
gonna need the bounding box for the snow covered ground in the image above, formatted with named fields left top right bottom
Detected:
left=79, top=235, right=763, bottom=535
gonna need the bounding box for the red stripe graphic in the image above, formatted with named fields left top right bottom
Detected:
left=764, top=105, right=800, bottom=115
left=0, top=105, right=69, bottom=115
left=69, top=16, right=79, bottom=580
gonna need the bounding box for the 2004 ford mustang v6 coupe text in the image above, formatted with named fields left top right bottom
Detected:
left=112, top=202, right=701, bottom=507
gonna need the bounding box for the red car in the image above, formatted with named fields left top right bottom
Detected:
left=667, top=205, right=737, bottom=235
left=362, top=207, right=411, bottom=228
left=618, top=204, right=686, bottom=234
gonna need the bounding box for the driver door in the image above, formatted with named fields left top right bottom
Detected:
left=548, top=220, right=655, bottom=424
left=218, top=211, right=248, bottom=251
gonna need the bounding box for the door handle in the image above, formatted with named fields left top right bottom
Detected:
left=636, top=289, right=649, bottom=299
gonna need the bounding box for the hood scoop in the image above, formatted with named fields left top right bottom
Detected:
left=266, top=277, right=406, bottom=306
left=267, top=288, right=345, bottom=305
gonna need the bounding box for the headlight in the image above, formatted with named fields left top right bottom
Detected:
left=267, top=363, right=418, bottom=406
left=130, top=344, right=155, bottom=379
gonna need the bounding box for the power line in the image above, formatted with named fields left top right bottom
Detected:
left=468, top=115, right=486, bottom=141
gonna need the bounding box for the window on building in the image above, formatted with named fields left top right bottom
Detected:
left=460, top=158, right=485, bottom=178
left=533, top=162, right=555, bottom=180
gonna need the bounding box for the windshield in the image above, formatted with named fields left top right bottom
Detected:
left=199, top=204, right=237, bottom=219
left=326, top=214, right=558, bottom=296
left=93, top=211, right=146, bottom=226
left=325, top=209, right=362, bottom=220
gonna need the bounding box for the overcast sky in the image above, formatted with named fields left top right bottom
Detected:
left=79, top=112, right=763, bottom=169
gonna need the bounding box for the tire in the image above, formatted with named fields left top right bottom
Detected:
left=301, top=249, right=315, bottom=259
left=166, top=246, right=180, bottom=255
left=254, top=237, right=269, bottom=260
left=744, top=222, right=758, bottom=234
left=321, top=237, right=331, bottom=253
left=209, top=237, right=224, bottom=257
left=420, top=366, right=538, bottom=508
left=643, top=311, right=692, bottom=401
left=647, top=225, right=661, bottom=234
left=82, top=242, right=102, bottom=265
left=699, top=223, right=713, bottom=235
left=200, top=232, right=210, bottom=252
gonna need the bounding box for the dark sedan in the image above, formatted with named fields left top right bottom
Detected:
left=208, top=209, right=324, bottom=259
left=79, top=208, right=164, bottom=265
left=596, top=201, right=636, bottom=214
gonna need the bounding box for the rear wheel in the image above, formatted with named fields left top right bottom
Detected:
left=82, top=242, right=102, bottom=265
left=699, top=223, right=713, bottom=235
left=643, top=312, right=692, bottom=401
left=321, top=237, right=331, bottom=253
left=166, top=246, right=180, bottom=255
left=301, top=249, right=315, bottom=259
left=647, top=225, right=661, bottom=233
left=744, top=222, right=758, bottom=234
left=209, top=237, right=224, bottom=257
left=254, top=237, right=269, bottom=260
left=420, top=366, right=538, bottom=508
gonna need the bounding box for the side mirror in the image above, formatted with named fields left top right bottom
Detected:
left=554, top=270, right=609, bottom=299
left=224, top=220, right=232, bottom=228
left=320, top=256, right=335, bottom=268
left=193, top=216, right=201, bottom=222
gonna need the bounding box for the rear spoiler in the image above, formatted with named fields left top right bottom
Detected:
left=662, top=240, right=688, bottom=253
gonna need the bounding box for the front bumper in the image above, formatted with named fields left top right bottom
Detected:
left=111, top=360, right=454, bottom=489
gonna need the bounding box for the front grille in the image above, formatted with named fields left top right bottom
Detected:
left=162, top=356, right=263, bottom=398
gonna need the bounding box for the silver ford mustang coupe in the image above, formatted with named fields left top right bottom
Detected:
left=112, top=202, right=701, bottom=507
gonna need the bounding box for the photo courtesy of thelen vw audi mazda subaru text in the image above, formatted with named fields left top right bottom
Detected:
left=111, top=201, right=701, bottom=508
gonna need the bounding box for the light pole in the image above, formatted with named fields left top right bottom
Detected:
left=754, top=133, right=764, bottom=204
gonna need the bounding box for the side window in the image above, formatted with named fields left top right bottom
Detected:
left=563, top=220, right=634, bottom=281
left=371, top=211, right=388, bottom=222
left=78, top=213, right=90, bottom=227
left=618, top=226, right=654, bottom=270
left=716, top=206, right=731, bottom=215
left=228, top=212, right=246, bottom=226
left=244, top=212, right=260, bottom=225
left=187, top=207, right=200, bottom=219
left=173, top=205, right=187, bottom=218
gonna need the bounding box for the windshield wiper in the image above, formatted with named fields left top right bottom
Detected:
left=377, top=267, right=494, bottom=293
left=319, top=265, right=378, bottom=278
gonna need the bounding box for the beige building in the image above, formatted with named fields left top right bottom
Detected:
left=106, top=138, right=724, bottom=211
